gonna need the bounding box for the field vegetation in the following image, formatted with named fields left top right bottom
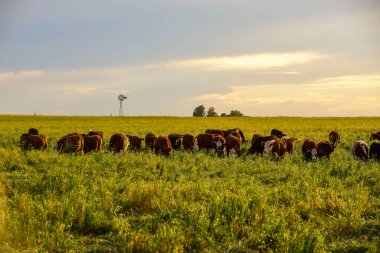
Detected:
left=0, top=115, right=379, bottom=252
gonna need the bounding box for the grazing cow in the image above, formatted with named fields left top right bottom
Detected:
left=28, top=128, right=39, bottom=135
left=126, top=135, right=145, bottom=151
left=262, top=138, right=287, bottom=161
left=227, top=130, right=242, bottom=143
left=83, top=134, right=103, bottom=153
left=182, top=134, right=198, bottom=153
left=206, top=129, right=224, bottom=137
left=88, top=130, right=104, bottom=147
left=302, top=139, right=318, bottom=162
left=248, top=135, right=278, bottom=156
left=212, top=134, right=226, bottom=157
left=370, top=131, right=380, bottom=141
left=55, top=134, right=84, bottom=154
left=316, top=141, right=335, bottom=159
left=369, top=142, right=380, bottom=162
left=282, top=136, right=297, bottom=155
left=168, top=134, right=183, bottom=150
left=196, top=133, right=225, bottom=155
left=226, top=135, right=241, bottom=157
left=19, top=133, right=31, bottom=146
left=108, top=133, right=129, bottom=153
left=145, top=132, right=158, bottom=151
left=22, top=134, right=47, bottom=150
left=329, top=131, right=341, bottom=147
left=154, top=136, right=172, bottom=156
left=352, top=141, right=369, bottom=161
left=226, top=128, right=247, bottom=142
left=271, top=129, right=286, bottom=138
left=251, top=133, right=262, bottom=144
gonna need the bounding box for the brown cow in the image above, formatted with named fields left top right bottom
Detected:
left=168, top=134, right=183, bottom=150
left=55, top=133, right=84, bottom=154
left=370, top=131, right=380, bottom=141
left=228, top=128, right=247, bottom=142
left=302, top=139, right=318, bottom=162
left=248, top=135, right=278, bottom=156
left=369, top=142, right=380, bottom=162
left=28, top=128, right=39, bottom=135
left=226, top=135, right=241, bottom=157
left=154, top=136, right=172, bottom=156
left=22, top=134, right=47, bottom=151
left=83, top=134, right=103, bottom=153
left=317, top=141, right=335, bottom=159
left=329, top=131, right=340, bottom=147
left=352, top=140, right=369, bottom=161
left=282, top=136, right=297, bottom=154
left=126, top=135, right=145, bottom=151
left=228, top=130, right=242, bottom=144
left=88, top=130, right=104, bottom=148
left=206, top=129, right=224, bottom=137
left=262, top=138, right=287, bottom=161
left=145, top=132, right=158, bottom=151
left=182, top=134, right=198, bottom=152
left=108, top=133, right=129, bottom=153
left=251, top=133, right=262, bottom=144
left=212, top=134, right=226, bottom=157
left=196, top=133, right=215, bottom=151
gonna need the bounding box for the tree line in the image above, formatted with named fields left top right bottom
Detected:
left=192, top=105, right=243, bottom=117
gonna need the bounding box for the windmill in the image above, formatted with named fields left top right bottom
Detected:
left=118, top=94, right=127, bottom=116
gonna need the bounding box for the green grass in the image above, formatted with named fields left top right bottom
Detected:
left=0, top=115, right=379, bottom=252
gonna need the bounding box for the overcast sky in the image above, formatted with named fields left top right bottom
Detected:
left=0, top=0, right=379, bottom=116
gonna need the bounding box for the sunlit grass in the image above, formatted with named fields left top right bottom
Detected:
left=0, top=115, right=379, bottom=252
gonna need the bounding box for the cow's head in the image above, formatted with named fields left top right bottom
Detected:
left=310, top=149, right=317, bottom=161
left=262, top=140, right=275, bottom=154
left=229, top=148, right=237, bottom=157
left=192, top=144, right=199, bottom=153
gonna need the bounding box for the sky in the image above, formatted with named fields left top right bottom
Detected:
left=0, top=0, right=379, bottom=116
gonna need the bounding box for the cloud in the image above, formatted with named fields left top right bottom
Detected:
left=191, top=74, right=380, bottom=116
left=152, top=51, right=330, bottom=71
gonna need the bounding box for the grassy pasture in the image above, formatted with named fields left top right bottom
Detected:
left=0, top=115, right=379, bottom=252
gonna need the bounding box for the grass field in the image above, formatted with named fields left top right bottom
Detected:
left=0, top=115, right=379, bottom=252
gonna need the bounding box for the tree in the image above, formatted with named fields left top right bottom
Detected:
left=229, top=110, right=244, bottom=116
left=207, top=107, right=218, bottom=117
left=193, top=105, right=206, bottom=117
left=220, top=113, right=227, bottom=117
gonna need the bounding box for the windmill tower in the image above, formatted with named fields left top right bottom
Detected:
left=118, top=94, right=127, bottom=116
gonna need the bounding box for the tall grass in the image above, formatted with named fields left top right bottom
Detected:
left=0, top=115, right=379, bottom=252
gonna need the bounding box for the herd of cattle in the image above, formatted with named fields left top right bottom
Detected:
left=18, top=127, right=380, bottom=162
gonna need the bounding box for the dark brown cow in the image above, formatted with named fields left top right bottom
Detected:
left=28, top=128, right=39, bottom=135
left=22, top=135, right=47, bottom=150
left=83, top=135, right=103, bottom=153
left=205, top=129, right=224, bottom=137
left=302, top=139, right=318, bottom=162
left=271, top=129, right=286, bottom=138
left=370, top=131, right=380, bottom=141
left=168, top=134, right=183, bottom=150
left=126, top=135, right=145, bottom=151
left=55, top=134, right=84, bottom=154
left=369, top=142, right=380, bottom=162
left=196, top=133, right=215, bottom=151
left=154, top=136, right=172, bottom=156
left=352, top=141, right=369, bottom=161
left=108, top=133, right=129, bottom=153
left=283, top=136, right=297, bottom=154
left=226, top=135, right=241, bottom=157
left=182, top=134, right=198, bottom=152
left=329, top=131, right=341, bottom=147
left=88, top=130, right=104, bottom=148
left=251, top=133, right=262, bottom=144
left=145, top=132, right=158, bottom=151
left=248, top=135, right=278, bottom=156
left=317, top=141, right=335, bottom=159
left=262, top=138, right=287, bottom=161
